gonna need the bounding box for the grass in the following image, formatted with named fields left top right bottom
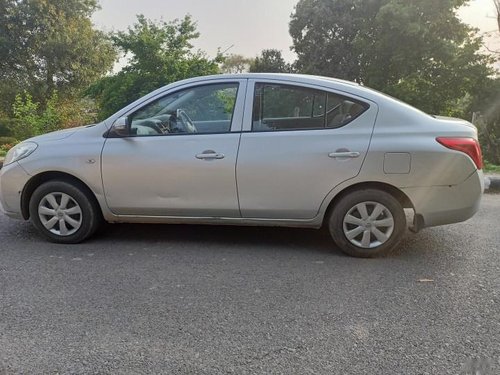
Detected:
left=0, top=150, right=6, bottom=158
left=484, top=161, right=500, bottom=174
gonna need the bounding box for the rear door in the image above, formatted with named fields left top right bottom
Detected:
left=236, top=79, right=378, bottom=219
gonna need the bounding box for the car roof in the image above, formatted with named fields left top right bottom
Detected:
left=176, top=73, right=361, bottom=90
left=202, top=73, right=360, bottom=86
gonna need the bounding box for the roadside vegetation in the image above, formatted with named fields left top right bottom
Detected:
left=485, top=161, right=500, bottom=173
left=0, top=0, right=499, bottom=165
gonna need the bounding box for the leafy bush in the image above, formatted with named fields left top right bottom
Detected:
left=0, top=137, right=17, bottom=145
left=0, top=139, right=17, bottom=154
left=8, top=91, right=98, bottom=141
left=56, top=97, right=98, bottom=128
left=0, top=143, right=15, bottom=153
left=0, top=118, right=18, bottom=137
left=472, top=79, right=500, bottom=165
left=0, top=123, right=10, bottom=136
left=10, top=91, right=63, bottom=140
left=484, top=161, right=500, bottom=173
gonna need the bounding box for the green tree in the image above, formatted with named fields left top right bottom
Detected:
left=220, top=54, right=253, bottom=74
left=290, top=0, right=493, bottom=115
left=290, top=0, right=367, bottom=79
left=87, top=15, right=221, bottom=119
left=0, top=0, right=116, bottom=108
left=249, top=49, right=292, bottom=73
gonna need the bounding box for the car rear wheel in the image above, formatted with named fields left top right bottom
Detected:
left=29, top=180, right=102, bottom=244
left=328, top=189, right=406, bottom=258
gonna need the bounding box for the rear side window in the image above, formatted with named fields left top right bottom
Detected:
left=252, top=83, right=368, bottom=132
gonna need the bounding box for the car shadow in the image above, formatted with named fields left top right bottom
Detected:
left=94, top=223, right=339, bottom=256
left=16, top=216, right=450, bottom=260
left=93, top=222, right=442, bottom=260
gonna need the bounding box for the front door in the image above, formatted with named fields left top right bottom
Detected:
left=101, top=80, right=246, bottom=217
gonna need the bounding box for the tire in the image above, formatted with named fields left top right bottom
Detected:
left=328, top=189, right=406, bottom=258
left=29, top=180, right=102, bottom=244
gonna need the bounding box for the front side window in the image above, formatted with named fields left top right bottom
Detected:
left=130, top=83, right=239, bottom=136
left=252, top=83, right=368, bottom=132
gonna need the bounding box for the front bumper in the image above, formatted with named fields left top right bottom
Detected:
left=402, top=170, right=484, bottom=229
left=0, top=161, right=31, bottom=220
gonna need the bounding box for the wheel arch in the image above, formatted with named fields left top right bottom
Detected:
left=321, top=181, right=414, bottom=228
left=21, top=171, right=102, bottom=220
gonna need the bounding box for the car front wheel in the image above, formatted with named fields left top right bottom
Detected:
left=328, top=189, right=406, bottom=258
left=29, top=180, right=102, bottom=244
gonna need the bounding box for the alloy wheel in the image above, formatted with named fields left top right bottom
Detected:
left=342, top=201, right=395, bottom=249
left=38, top=192, right=83, bottom=236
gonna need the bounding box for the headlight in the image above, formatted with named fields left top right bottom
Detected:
left=4, top=142, right=38, bottom=166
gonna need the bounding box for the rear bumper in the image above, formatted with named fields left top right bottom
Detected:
left=0, top=161, right=30, bottom=220
left=402, top=170, right=484, bottom=229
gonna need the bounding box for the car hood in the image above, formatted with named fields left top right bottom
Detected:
left=28, top=125, right=89, bottom=143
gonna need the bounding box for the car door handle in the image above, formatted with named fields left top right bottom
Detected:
left=196, top=151, right=225, bottom=160
left=328, top=151, right=361, bottom=159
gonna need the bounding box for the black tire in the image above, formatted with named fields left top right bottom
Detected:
left=328, top=189, right=406, bottom=258
left=29, top=180, right=102, bottom=244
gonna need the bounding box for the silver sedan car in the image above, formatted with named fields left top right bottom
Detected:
left=0, top=74, right=484, bottom=257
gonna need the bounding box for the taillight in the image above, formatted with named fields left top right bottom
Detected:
left=436, top=137, right=483, bottom=170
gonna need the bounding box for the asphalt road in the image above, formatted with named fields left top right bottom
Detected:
left=0, top=195, right=499, bottom=374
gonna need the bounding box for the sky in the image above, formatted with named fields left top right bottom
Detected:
left=92, top=0, right=499, bottom=63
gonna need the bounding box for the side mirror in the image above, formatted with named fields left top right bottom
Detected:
left=108, top=116, right=130, bottom=137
